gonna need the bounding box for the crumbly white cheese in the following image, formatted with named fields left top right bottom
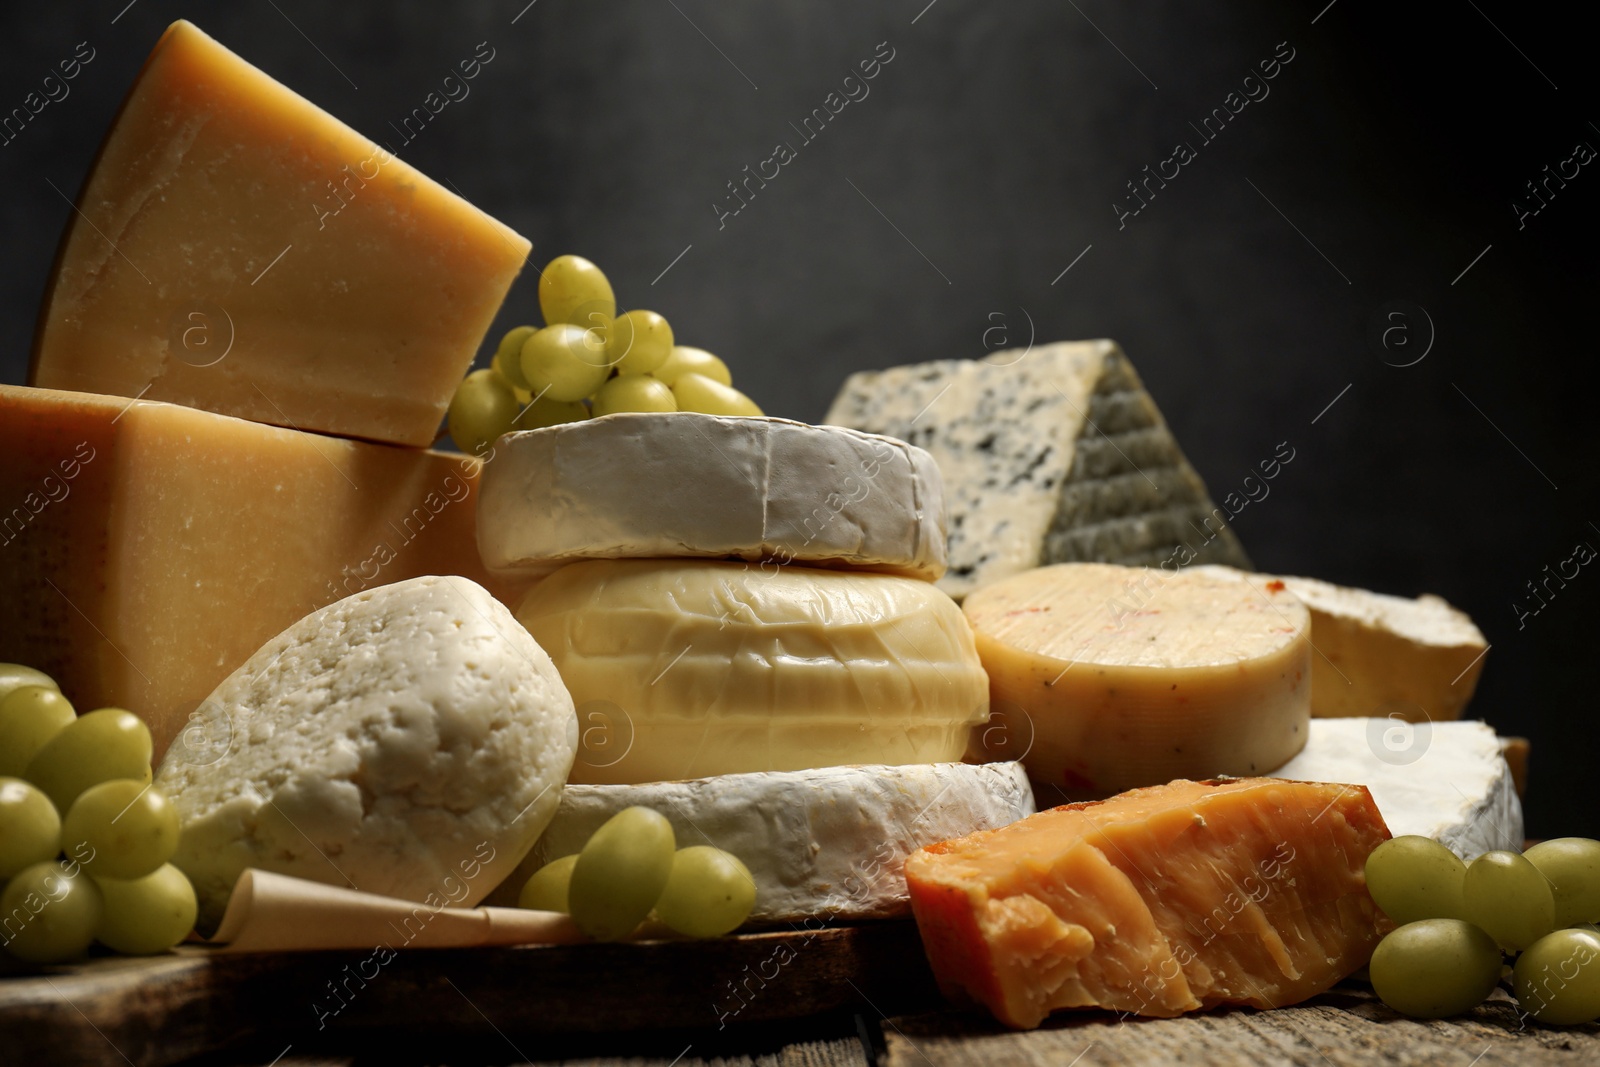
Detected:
left=483, top=762, right=1036, bottom=923
left=477, top=413, right=947, bottom=580
left=515, top=559, right=990, bottom=784
left=1270, top=718, right=1521, bottom=860
left=825, top=340, right=1252, bottom=599
left=156, top=576, right=577, bottom=928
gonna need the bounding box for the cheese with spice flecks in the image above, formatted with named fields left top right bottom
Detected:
left=1195, top=566, right=1488, bottom=721
left=824, top=340, right=1251, bottom=599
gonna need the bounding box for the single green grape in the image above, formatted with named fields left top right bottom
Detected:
left=653, top=846, right=756, bottom=938
left=591, top=376, right=677, bottom=418
left=93, top=863, right=198, bottom=955
left=0, top=684, right=75, bottom=778
left=1513, top=927, right=1600, bottom=1025
left=1525, top=839, right=1600, bottom=928
left=521, top=325, right=612, bottom=403
left=62, top=779, right=180, bottom=880
left=653, top=346, right=731, bottom=387
left=25, top=708, right=152, bottom=814
left=519, top=854, right=579, bottom=913
left=0, top=860, right=104, bottom=963
left=491, top=325, right=537, bottom=391
left=1369, top=919, right=1502, bottom=1019
left=1465, top=849, right=1556, bottom=952
left=512, top=395, right=589, bottom=432
left=568, top=806, right=675, bottom=942
left=0, top=777, right=61, bottom=880
left=539, top=255, right=615, bottom=329
left=447, top=369, right=520, bottom=456
left=0, top=664, right=58, bottom=702
left=671, top=373, right=763, bottom=417
left=1364, top=835, right=1470, bottom=926
left=605, top=310, right=674, bottom=375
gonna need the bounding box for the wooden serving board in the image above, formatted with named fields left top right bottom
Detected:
left=11, top=925, right=1600, bottom=1067
left=882, top=985, right=1600, bottom=1067
left=0, top=922, right=941, bottom=1067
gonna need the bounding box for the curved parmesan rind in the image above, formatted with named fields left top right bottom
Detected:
left=963, top=562, right=1312, bottom=793
left=156, top=575, right=577, bottom=929
left=1271, top=718, right=1522, bottom=861
left=516, top=559, right=989, bottom=784
left=905, top=778, right=1392, bottom=1028
left=477, top=413, right=947, bottom=581
left=485, top=762, right=1036, bottom=923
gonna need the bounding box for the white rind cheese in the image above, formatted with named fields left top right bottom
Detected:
left=1270, top=718, right=1521, bottom=860
left=825, top=340, right=1252, bottom=599
left=157, top=576, right=577, bottom=928
left=484, top=762, right=1037, bottom=923
left=478, top=413, right=947, bottom=581
left=1196, top=566, right=1488, bottom=721
left=515, top=559, right=989, bottom=784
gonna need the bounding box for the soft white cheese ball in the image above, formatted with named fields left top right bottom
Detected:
left=156, top=575, right=577, bottom=929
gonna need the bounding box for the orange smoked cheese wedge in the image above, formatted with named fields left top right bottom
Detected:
left=963, top=562, right=1311, bottom=793
left=904, top=777, right=1392, bottom=1028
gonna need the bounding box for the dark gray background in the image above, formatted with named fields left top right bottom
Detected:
left=4, top=2, right=1594, bottom=837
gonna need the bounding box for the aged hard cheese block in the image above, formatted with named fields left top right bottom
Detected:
left=514, top=559, right=989, bottom=784
left=156, top=576, right=576, bottom=930
left=1196, top=566, right=1487, bottom=721
left=826, top=340, right=1251, bottom=599
left=31, top=20, right=530, bottom=447
left=478, top=413, right=946, bottom=580
left=1271, top=718, right=1522, bottom=860
left=963, top=562, right=1310, bottom=793
left=485, top=762, right=1036, bottom=923
left=0, top=385, right=520, bottom=760
left=905, top=778, right=1391, bottom=1027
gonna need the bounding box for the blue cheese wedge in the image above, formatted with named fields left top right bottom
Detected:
left=156, top=575, right=578, bottom=928
left=1270, top=718, right=1521, bottom=860
left=485, top=762, right=1036, bottom=924
left=825, top=340, right=1251, bottom=599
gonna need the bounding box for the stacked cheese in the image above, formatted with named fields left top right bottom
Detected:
left=2, top=21, right=532, bottom=760
left=477, top=413, right=1037, bottom=920
left=478, top=412, right=985, bottom=783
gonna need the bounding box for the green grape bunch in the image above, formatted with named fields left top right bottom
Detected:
left=447, top=254, right=763, bottom=455
left=0, top=663, right=199, bottom=964
left=518, top=805, right=756, bottom=941
left=1363, top=835, right=1600, bottom=1026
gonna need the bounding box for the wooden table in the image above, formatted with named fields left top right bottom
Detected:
left=5, top=924, right=1599, bottom=1066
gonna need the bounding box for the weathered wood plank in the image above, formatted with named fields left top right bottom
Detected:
left=884, top=985, right=1600, bottom=1067
left=0, top=924, right=934, bottom=1067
